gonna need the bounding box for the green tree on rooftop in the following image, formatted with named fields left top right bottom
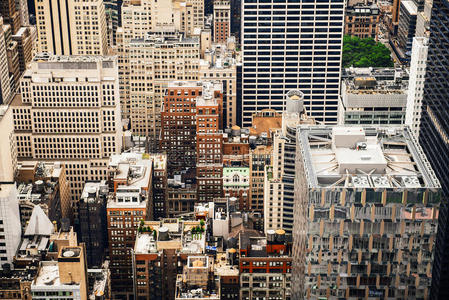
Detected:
left=342, top=35, right=394, bottom=68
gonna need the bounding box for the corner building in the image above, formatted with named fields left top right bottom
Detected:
left=292, top=126, right=441, bottom=299
left=241, top=0, right=344, bottom=127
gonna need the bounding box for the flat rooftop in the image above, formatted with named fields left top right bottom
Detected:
left=134, top=219, right=205, bottom=255
left=298, top=126, right=441, bottom=189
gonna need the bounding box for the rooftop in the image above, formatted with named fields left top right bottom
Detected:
left=109, top=152, right=153, bottom=189
left=80, top=181, right=108, bottom=203
left=214, top=253, right=239, bottom=276
left=131, top=31, right=199, bottom=45
left=134, top=219, right=206, bottom=254
left=33, top=53, right=116, bottom=64
left=298, top=126, right=441, bottom=189
left=32, top=261, right=80, bottom=291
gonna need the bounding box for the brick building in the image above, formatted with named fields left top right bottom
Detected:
left=196, top=82, right=224, bottom=202
left=107, top=153, right=152, bottom=299
left=160, top=82, right=202, bottom=176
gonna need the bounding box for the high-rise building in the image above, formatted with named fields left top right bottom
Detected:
left=161, top=81, right=203, bottom=175
left=196, top=82, right=224, bottom=202
left=15, top=0, right=29, bottom=26
left=263, top=90, right=314, bottom=234
left=12, top=27, right=33, bottom=73
left=213, top=0, right=230, bottom=43
left=34, top=0, right=108, bottom=55
left=240, top=0, right=344, bottom=127
left=16, top=161, right=70, bottom=228
left=123, top=32, right=200, bottom=149
left=79, top=181, right=108, bottom=267
left=239, top=233, right=292, bottom=300
left=406, top=37, right=428, bottom=138
left=292, top=126, right=441, bottom=299
left=107, top=153, right=152, bottom=299
left=133, top=219, right=207, bottom=299
left=0, top=105, right=16, bottom=182
left=12, top=54, right=123, bottom=220
left=200, top=42, right=238, bottom=127
left=0, top=183, right=21, bottom=268
left=419, top=0, right=449, bottom=297
left=394, top=0, right=418, bottom=61
left=0, top=18, right=12, bottom=105
left=0, top=0, right=20, bottom=34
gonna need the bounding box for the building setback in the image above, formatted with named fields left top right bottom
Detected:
left=240, top=0, right=344, bottom=127
left=292, top=126, right=441, bottom=298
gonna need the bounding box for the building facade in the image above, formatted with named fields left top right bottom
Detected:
left=0, top=184, right=21, bottom=268
left=125, top=33, right=200, bottom=149
left=35, top=0, right=108, bottom=55
left=107, top=153, right=152, bottom=299
left=213, top=0, right=230, bottom=43
left=344, top=3, right=380, bottom=40
left=240, top=0, right=344, bottom=126
left=406, top=37, right=428, bottom=138
left=419, top=0, right=449, bottom=297
left=292, top=126, right=441, bottom=299
left=12, top=54, right=123, bottom=218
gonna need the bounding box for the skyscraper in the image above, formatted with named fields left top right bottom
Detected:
left=35, top=0, right=108, bottom=55
left=419, top=0, right=449, bottom=297
left=240, top=0, right=344, bottom=127
left=12, top=54, right=123, bottom=221
left=292, top=126, right=441, bottom=299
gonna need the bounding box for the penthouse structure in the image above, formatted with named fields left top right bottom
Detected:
left=292, top=126, right=441, bottom=299
left=12, top=54, right=123, bottom=217
left=175, top=256, right=219, bottom=299
left=107, top=153, right=152, bottom=299
left=339, top=68, right=408, bottom=125
left=133, top=219, right=207, bottom=299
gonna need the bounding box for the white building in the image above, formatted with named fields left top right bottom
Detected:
left=0, top=183, right=21, bottom=268
left=406, top=37, right=429, bottom=137
left=35, top=0, right=108, bottom=55
left=12, top=54, right=123, bottom=219
left=0, top=105, right=16, bottom=182
left=0, top=17, right=12, bottom=105
left=240, top=0, right=344, bottom=127
left=264, top=90, right=315, bottom=234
